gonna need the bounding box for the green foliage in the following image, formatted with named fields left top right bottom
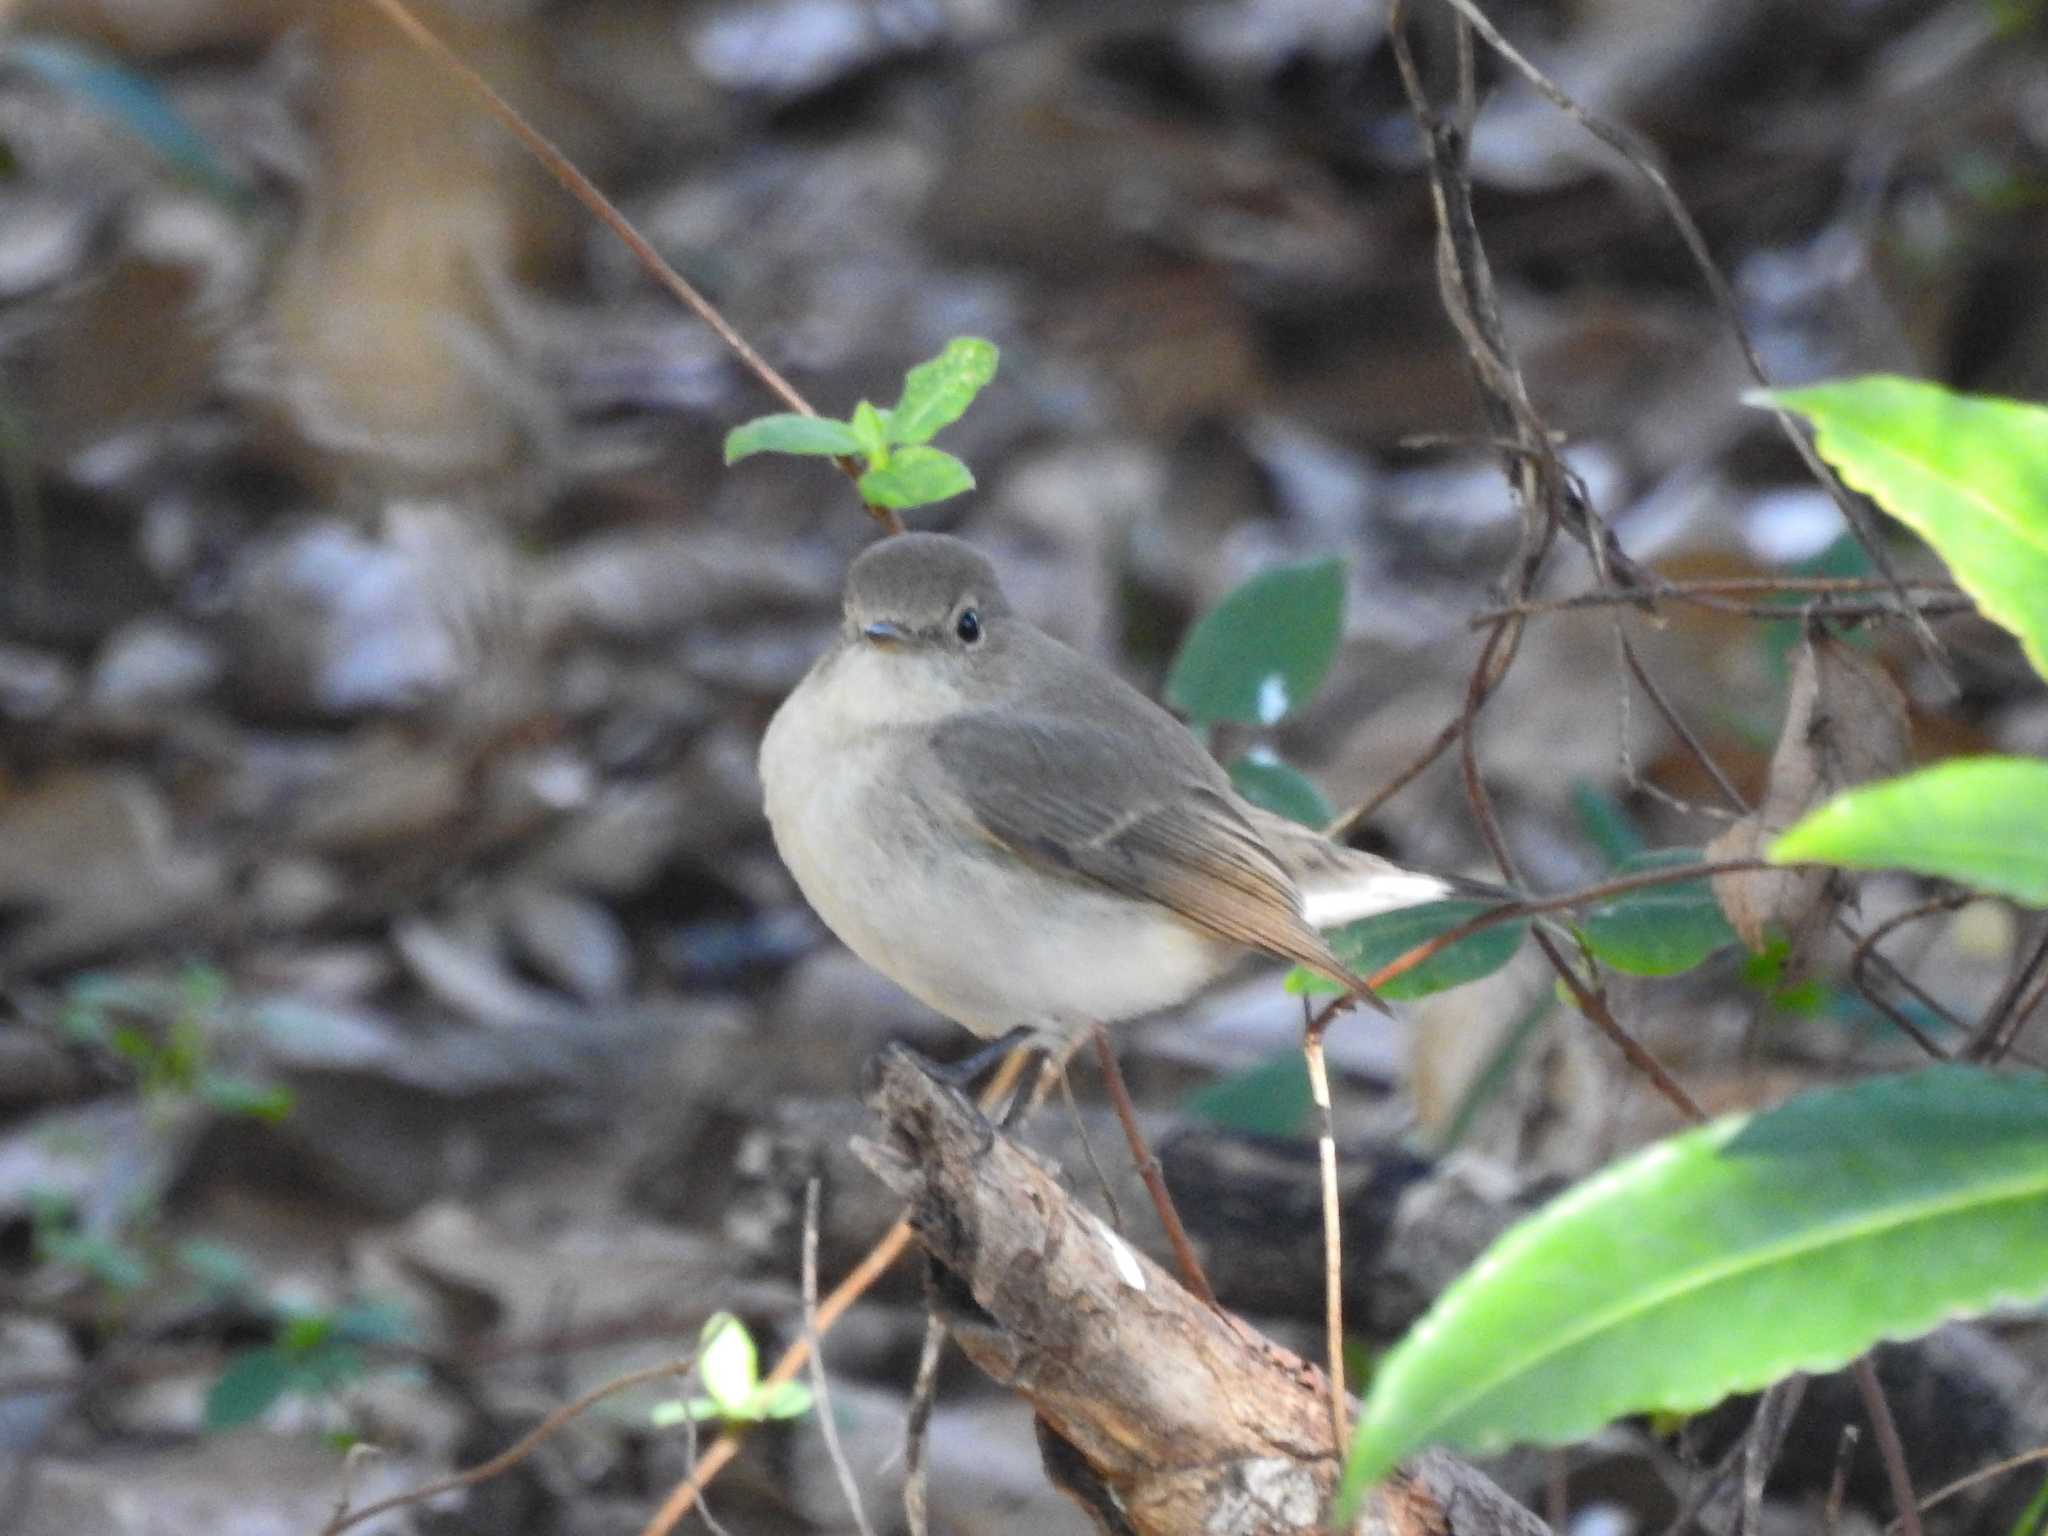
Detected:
left=1764, top=375, right=2048, bottom=680
left=884, top=336, right=1000, bottom=445
left=1289, top=899, right=1527, bottom=1002
left=1753, top=378, right=2048, bottom=905
left=1165, top=558, right=1346, bottom=727
left=1772, top=757, right=2048, bottom=906
left=723, top=338, right=996, bottom=512
left=56, top=964, right=293, bottom=1121
left=651, top=1313, right=813, bottom=1428
left=202, top=1304, right=403, bottom=1431
left=2, top=38, right=247, bottom=202
left=1182, top=1051, right=1312, bottom=1138
left=1339, top=1067, right=2048, bottom=1511
left=1575, top=849, right=1738, bottom=977
left=1228, top=754, right=1333, bottom=828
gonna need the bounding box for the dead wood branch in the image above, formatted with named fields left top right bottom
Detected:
left=853, top=1046, right=1550, bottom=1536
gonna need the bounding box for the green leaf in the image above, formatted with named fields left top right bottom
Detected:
left=1289, top=898, right=1527, bottom=1002
left=698, top=1313, right=759, bottom=1411
left=1166, top=559, right=1346, bottom=727
left=3, top=39, right=246, bottom=203
left=1182, top=1051, right=1312, bottom=1138
left=850, top=400, right=891, bottom=462
left=751, top=1380, right=815, bottom=1420
left=887, top=337, right=999, bottom=446
left=1339, top=1066, right=2048, bottom=1510
left=1761, top=376, right=2048, bottom=682
left=205, top=1348, right=295, bottom=1430
left=1228, top=755, right=1333, bottom=828
left=1570, top=782, right=1647, bottom=864
left=722, top=413, right=863, bottom=465
left=1771, top=756, right=2048, bottom=907
left=1576, top=849, right=1737, bottom=977
left=858, top=445, right=975, bottom=510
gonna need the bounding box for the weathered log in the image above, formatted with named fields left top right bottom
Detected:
left=854, top=1045, right=1551, bottom=1536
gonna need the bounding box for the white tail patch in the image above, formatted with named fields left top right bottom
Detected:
left=1300, top=869, right=1455, bottom=929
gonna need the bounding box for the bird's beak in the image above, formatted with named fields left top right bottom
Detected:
left=862, top=620, right=911, bottom=647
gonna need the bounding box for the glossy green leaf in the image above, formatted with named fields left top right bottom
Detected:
left=1288, top=898, right=1526, bottom=1002
left=205, top=1348, right=294, bottom=1430
left=887, top=337, right=998, bottom=446
left=722, top=413, right=862, bottom=464
left=1182, top=1051, right=1312, bottom=1138
left=1229, top=755, right=1333, bottom=828
left=4, top=39, right=245, bottom=202
left=1771, top=757, right=2048, bottom=907
left=1340, top=1066, right=2048, bottom=1510
left=1762, top=376, right=2048, bottom=682
left=1166, top=559, right=1346, bottom=726
left=858, top=445, right=975, bottom=509
left=1576, top=849, right=1737, bottom=977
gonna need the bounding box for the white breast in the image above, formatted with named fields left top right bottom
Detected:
left=760, top=650, right=1234, bottom=1038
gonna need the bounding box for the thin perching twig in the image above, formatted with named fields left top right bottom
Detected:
left=356, top=0, right=905, bottom=534
left=322, top=1355, right=698, bottom=1535
left=803, top=1179, right=877, bottom=1536
left=1301, top=1006, right=1349, bottom=1455
left=1855, top=1355, right=1925, bottom=1536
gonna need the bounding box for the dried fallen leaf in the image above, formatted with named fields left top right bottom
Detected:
left=1708, top=630, right=1910, bottom=969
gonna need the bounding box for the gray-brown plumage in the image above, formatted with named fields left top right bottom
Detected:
left=760, top=533, right=1457, bottom=1044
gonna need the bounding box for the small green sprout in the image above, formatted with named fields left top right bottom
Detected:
left=650, top=1312, right=814, bottom=1427
left=723, top=337, right=998, bottom=512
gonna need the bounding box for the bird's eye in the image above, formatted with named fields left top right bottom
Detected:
left=955, top=608, right=982, bottom=644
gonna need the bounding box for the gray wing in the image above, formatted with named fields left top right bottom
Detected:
left=926, top=711, right=1363, bottom=987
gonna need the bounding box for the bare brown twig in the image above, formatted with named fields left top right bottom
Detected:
left=321, top=1356, right=697, bottom=1536
left=356, top=0, right=905, bottom=534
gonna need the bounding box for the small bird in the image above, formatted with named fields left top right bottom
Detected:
left=760, top=533, right=1465, bottom=1065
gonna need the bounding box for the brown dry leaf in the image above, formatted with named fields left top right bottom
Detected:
left=1707, top=630, right=1910, bottom=968
left=0, top=768, right=224, bottom=971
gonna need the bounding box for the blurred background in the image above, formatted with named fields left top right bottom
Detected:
left=1, top=0, right=2045, bottom=1531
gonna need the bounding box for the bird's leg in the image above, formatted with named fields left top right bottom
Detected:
left=917, top=1023, right=1037, bottom=1091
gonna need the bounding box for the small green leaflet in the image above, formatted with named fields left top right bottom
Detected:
left=1772, top=757, right=2048, bottom=908
left=1339, top=1066, right=2048, bottom=1512
left=1166, top=558, right=1346, bottom=727
left=723, top=414, right=862, bottom=463
left=1575, top=849, right=1737, bottom=977
left=653, top=1312, right=815, bottom=1427
left=859, top=445, right=975, bottom=510
left=887, top=337, right=999, bottom=446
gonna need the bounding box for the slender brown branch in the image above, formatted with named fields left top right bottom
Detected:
left=1855, top=1356, right=1924, bottom=1536
left=802, top=1179, right=876, bottom=1536
left=322, top=1355, right=696, bottom=1535
left=1092, top=1027, right=1219, bottom=1310
left=355, top=0, right=905, bottom=534
left=1824, top=1426, right=1860, bottom=1536
left=1968, top=923, right=2048, bottom=1064
left=1470, top=578, right=1965, bottom=625
left=637, top=1042, right=1033, bottom=1536
left=1902, top=1441, right=2048, bottom=1527
left=1427, top=0, right=1955, bottom=688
